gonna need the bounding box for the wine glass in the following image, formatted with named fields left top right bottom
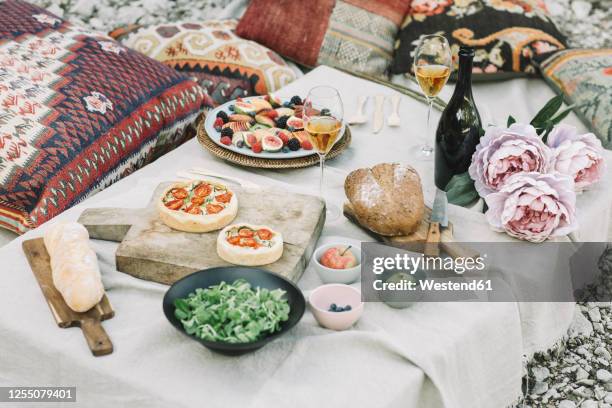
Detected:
left=303, top=86, right=344, bottom=222
left=412, top=34, right=452, bottom=160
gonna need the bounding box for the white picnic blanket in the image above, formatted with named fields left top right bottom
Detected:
left=1, top=66, right=611, bottom=408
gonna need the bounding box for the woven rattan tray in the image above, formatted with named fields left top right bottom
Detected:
left=196, top=118, right=351, bottom=169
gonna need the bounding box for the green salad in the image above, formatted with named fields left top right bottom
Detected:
left=174, top=279, right=290, bottom=343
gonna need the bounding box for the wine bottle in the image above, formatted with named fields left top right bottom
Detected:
left=434, top=46, right=482, bottom=191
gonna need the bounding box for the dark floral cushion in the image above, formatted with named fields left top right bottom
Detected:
left=0, top=0, right=206, bottom=233
left=110, top=20, right=301, bottom=107
left=390, top=0, right=567, bottom=78
left=540, top=49, right=612, bottom=149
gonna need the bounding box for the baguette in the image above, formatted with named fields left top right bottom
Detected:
left=43, top=223, right=104, bottom=312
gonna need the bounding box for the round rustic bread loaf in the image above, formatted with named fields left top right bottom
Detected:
left=344, top=163, right=425, bottom=236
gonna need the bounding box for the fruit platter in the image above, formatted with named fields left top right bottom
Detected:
left=204, top=95, right=347, bottom=159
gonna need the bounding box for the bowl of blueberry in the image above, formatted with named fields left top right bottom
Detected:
left=309, top=284, right=364, bottom=331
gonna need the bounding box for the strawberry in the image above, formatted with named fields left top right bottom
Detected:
left=220, top=136, right=232, bottom=146
left=252, top=142, right=263, bottom=153
left=301, top=140, right=313, bottom=150
left=278, top=132, right=290, bottom=146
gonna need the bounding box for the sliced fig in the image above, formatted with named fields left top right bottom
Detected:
left=255, top=113, right=275, bottom=127
left=229, top=114, right=255, bottom=124
left=262, top=135, right=283, bottom=152
left=234, top=101, right=257, bottom=116
left=286, top=116, right=304, bottom=130
left=251, top=98, right=273, bottom=112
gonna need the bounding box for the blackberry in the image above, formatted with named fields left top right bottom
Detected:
left=220, top=127, right=234, bottom=138
left=287, top=138, right=300, bottom=151
left=216, top=110, right=229, bottom=123
left=276, top=115, right=290, bottom=129
left=290, top=95, right=302, bottom=106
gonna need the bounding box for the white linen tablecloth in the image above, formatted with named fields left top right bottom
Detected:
left=1, top=66, right=611, bottom=408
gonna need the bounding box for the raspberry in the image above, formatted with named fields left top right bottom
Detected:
left=220, top=136, right=232, bottom=146
left=301, top=140, right=313, bottom=150
left=266, top=110, right=278, bottom=119
left=252, top=142, right=263, bottom=153
left=214, top=117, right=224, bottom=127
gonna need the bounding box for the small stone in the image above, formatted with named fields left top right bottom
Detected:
left=532, top=381, right=549, bottom=395
left=577, top=347, right=589, bottom=356
left=577, top=379, right=596, bottom=386
left=571, top=0, right=592, bottom=18
left=605, top=392, right=612, bottom=403
left=597, top=369, right=612, bottom=383
left=594, top=322, right=604, bottom=333
left=576, top=367, right=590, bottom=380
left=570, top=307, right=594, bottom=337
left=588, top=307, right=602, bottom=322
left=580, top=400, right=598, bottom=408
left=558, top=400, right=577, bottom=408
left=533, top=366, right=550, bottom=382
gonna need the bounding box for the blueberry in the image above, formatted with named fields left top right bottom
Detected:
left=229, top=105, right=235, bottom=112
left=329, top=303, right=337, bottom=312
left=283, top=101, right=292, bottom=108
left=287, top=126, right=295, bottom=132
left=236, top=140, right=244, bottom=148
left=344, top=305, right=352, bottom=311
left=281, top=146, right=290, bottom=153
left=336, top=306, right=344, bottom=312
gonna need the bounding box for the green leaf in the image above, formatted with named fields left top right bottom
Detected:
left=530, top=95, right=564, bottom=128
left=174, top=298, right=190, bottom=314
left=507, top=115, right=516, bottom=127
left=550, top=106, right=573, bottom=126
left=445, top=172, right=480, bottom=207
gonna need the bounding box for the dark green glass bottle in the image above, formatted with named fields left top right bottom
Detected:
left=434, top=46, right=482, bottom=190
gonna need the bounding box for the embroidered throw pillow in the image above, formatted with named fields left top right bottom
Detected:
left=0, top=0, right=206, bottom=234
left=540, top=49, right=612, bottom=149
left=235, top=0, right=412, bottom=78
left=110, top=20, right=301, bottom=107
left=390, top=0, right=567, bottom=78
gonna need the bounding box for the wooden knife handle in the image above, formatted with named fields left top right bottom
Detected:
left=424, top=222, right=441, bottom=257
left=440, top=241, right=480, bottom=260
left=80, top=318, right=113, bottom=357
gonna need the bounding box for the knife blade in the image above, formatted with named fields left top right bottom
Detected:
left=424, top=189, right=448, bottom=257
left=431, top=188, right=448, bottom=228
left=372, top=95, right=384, bottom=134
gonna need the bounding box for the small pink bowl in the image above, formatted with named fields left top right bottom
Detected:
left=309, top=284, right=364, bottom=331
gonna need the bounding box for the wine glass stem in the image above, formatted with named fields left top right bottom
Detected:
left=425, top=97, right=433, bottom=151
left=319, top=153, right=325, bottom=197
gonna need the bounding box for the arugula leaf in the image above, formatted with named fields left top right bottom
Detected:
left=445, top=172, right=480, bottom=207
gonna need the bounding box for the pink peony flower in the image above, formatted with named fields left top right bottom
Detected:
left=485, top=172, right=578, bottom=242
left=546, top=124, right=606, bottom=192
left=469, top=123, right=552, bottom=196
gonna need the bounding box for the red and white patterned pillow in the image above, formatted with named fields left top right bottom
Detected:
left=0, top=0, right=207, bottom=233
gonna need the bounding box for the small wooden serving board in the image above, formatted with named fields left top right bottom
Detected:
left=22, top=238, right=114, bottom=356
left=78, top=183, right=325, bottom=285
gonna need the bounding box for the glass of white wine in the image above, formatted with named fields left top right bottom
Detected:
left=413, top=34, right=452, bottom=161
left=303, top=86, right=344, bottom=221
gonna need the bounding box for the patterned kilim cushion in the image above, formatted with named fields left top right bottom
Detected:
left=390, top=0, right=567, bottom=79
left=540, top=49, right=612, bottom=149
left=110, top=20, right=301, bottom=107
left=235, top=0, right=412, bottom=78
left=0, top=0, right=206, bottom=234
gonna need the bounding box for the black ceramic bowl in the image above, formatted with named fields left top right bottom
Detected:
left=163, top=267, right=306, bottom=356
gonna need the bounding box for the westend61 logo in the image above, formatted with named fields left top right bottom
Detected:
left=372, top=253, right=486, bottom=276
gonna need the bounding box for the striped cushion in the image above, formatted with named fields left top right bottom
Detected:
left=235, top=0, right=411, bottom=78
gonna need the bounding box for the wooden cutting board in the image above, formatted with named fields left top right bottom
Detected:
left=343, top=202, right=478, bottom=260
left=22, top=239, right=114, bottom=356
left=78, top=183, right=325, bottom=285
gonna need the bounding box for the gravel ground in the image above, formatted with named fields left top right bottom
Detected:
left=26, top=1, right=612, bottom=406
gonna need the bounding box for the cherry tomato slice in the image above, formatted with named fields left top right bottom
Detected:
left=241, top=238, right=260, bottom=248
left=171, top=188, right=188, bottom=199
left=194, top=183, right=212, bottom=197
left=206, top=204, right=224, bottom=214
left=165, top=199, right=184, bottom=210
left=184, top=204, right=202, bottom=215
left=190, top=196, right=205, bottom=205
left=238, top=228, right=254, bottom=238
left=257, top=228, right=273, bottom=240
left=227, top=236, right=242, bottom=246
left=215, top=192, right=233, bottom=203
